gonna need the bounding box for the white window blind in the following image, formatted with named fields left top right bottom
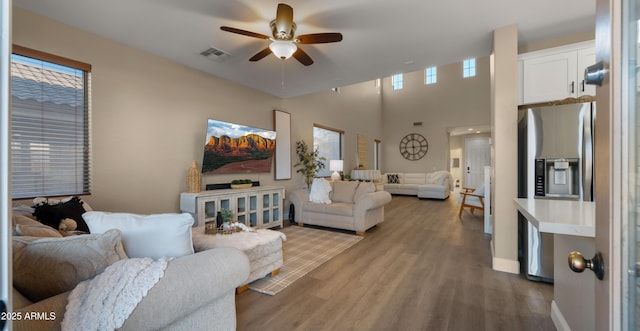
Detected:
left=10, top=47, right=91, bottom=199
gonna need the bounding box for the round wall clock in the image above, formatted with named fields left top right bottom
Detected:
left=399, top=133, right=429, bottom=160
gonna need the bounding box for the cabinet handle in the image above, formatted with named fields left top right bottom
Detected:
left=581, top=80, right=585, bottom=92
left=571, top=81, right=575, bottom=93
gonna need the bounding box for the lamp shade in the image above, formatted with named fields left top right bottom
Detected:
left=329, top=160, right=343, bottom=171
left=269, top=40, right=297, bottom=60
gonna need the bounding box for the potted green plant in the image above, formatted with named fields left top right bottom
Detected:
left=230, top=179, right=252, bottom=189
left=219, top=208, right=235, bottom=223
left=294, top=140, right=326, bottom=189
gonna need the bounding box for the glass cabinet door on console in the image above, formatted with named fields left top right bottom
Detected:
left=203, top=199, right=218, bottom=224
left=262, top=194, right=271, bottom=226
left=249, top=195, right=258, bottom=227
left=235, top=195, right=247, bottom=225
left=272, top=192, right=280, bottom=224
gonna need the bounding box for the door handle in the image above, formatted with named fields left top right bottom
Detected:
left=585, top=61, right=606, bottom=86
left=466, top=166, right=470, bottom=174
left=568, top=251, right=605, bottom=280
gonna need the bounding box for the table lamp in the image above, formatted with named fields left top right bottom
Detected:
left=329, top=160, right=343, bottom=181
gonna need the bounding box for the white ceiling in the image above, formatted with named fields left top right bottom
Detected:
left=13, top=0, right=595, bottom=98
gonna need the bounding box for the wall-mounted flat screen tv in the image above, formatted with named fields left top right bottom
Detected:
left=201, top=119, right=276, bottom=174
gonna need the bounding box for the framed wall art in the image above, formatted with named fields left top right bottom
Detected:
left=274, top=110, right=291, bottom=180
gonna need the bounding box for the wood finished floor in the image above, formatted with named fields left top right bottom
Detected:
left=235, top=195, right=554, bottom=331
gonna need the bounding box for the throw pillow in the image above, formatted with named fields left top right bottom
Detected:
left=12, top=229, right=126, bottom=302
left=13, top=214, right=62, bottom=238
left=309, top=178, right=332, bottom=204
left=332, top=181, right=360, bottom=203
left=32, top=196, right=91, bottom=232
left=83, top=211, right=195, bottom=259
left=33, top=196, right=94, bottom=211
left=354, top=181, right=375, bottom=201
left=387, top=174, right=400, bottom=184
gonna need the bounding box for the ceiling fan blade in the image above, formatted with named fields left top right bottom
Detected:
left=249, top=47, right=272, bottom=62
left=297, top=33, right=343, bottom=44
left=293, top=47, right=313, bottom=66
left=274, top=3, right=294, bottom=38
left=220, top=26, right=270, bottom=40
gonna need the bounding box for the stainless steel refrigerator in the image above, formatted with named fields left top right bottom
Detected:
left=517, top=101, right=595, bottom=282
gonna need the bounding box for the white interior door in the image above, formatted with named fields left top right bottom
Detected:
left=620, top=0, right=639, bottom=328
left=591, top=0, right=623, bottom=329
left=464, top=137, right=490, bottom=188
left=0, top=0, right=11, bottom=329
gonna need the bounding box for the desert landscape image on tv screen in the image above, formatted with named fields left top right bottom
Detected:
left=201, top=119, right=276, bottom=174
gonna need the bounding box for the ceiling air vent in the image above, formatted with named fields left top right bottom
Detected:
left=413, top=122, right=423, bottom=126
left=200, top=47, right=231, bottom=62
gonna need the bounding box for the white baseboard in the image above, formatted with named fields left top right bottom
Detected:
left=551, top=300, right=571, bottom=331
left=492, top=257, right=520, bottom=274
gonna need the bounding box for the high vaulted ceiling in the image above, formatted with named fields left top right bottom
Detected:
left=14, top=0, right=595, bottom=98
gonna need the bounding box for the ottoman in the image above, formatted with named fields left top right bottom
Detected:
left=191, top=227, right=286, bottom=293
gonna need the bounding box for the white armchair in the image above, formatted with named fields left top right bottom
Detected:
left=458, top=185, right=485, bottom=217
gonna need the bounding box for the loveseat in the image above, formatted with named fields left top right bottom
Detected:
left=382, top=171, right=453, bottom=199
left=11, top=208, right=250, bottom=331
left=288, top=180, right=392, bottom=235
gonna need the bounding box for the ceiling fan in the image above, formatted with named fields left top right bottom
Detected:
left=220, top=3, right=343, bottom=66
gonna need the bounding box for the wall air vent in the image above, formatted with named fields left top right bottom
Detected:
left=200, top=47, right=231, bottom=62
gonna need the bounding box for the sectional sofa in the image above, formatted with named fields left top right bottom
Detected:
left=11, top=205, right=250, bottom=331
left=381, top=171, right=453, bottom=199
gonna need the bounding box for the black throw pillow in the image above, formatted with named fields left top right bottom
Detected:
left=387, top=174, right=400, bottom=184
left=33, top=197, right=90, bottom=232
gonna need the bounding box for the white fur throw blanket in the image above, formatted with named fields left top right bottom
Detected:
left=62, top=257, right=168, bottom=331
left=309, top=178, right=332, bottom=204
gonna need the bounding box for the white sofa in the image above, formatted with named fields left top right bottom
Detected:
left=288, top=180, right=392, bottom=235
left=382, top=171, right=453, bottom=199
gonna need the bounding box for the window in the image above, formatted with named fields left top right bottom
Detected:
left=11, top=46, right=91, bottom=198
left=374, top=139, right=381, bottom=171
left=392, top=73, right=403, bottom=90
left=425, top=66, right=437, bottom=84
left=463, top=58, right=476, bottom=78
left=313, top=124, right=343, bottom=177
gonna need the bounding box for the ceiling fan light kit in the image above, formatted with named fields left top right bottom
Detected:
left=220, top=3, right=343, bottom=66
left=269, top=40, right=297, bottom=60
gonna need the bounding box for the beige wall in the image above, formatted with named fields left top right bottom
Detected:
left=12, top=8, right=383, bottom=213
left=282, top=83, right=383, bottom=186
left=380, top=58, right=491, bottom=173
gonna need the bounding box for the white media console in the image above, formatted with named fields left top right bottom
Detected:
left=180, top=186, right=285, bottom=229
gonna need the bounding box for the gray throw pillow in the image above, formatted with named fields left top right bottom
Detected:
left=332, top=181, right=360, bottom=203
left=12, top=229, right=126, bottom=302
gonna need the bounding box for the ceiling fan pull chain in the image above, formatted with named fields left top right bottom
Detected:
left=281, top=60, right=285, bottom=89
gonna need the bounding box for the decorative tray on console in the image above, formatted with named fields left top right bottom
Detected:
left=205, top=220, right=254, bottom=235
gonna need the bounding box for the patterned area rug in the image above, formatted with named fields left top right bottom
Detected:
left=248, top=225, right=363, bottom=295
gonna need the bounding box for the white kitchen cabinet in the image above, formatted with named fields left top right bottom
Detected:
left=180, top=186, right=284, bottom=229
left=520, top=41, right=595, bottom=105
left=577, top=47, right=596, bottom=97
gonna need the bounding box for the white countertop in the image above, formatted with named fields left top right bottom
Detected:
left=514, top=198, right=595, bottom=237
